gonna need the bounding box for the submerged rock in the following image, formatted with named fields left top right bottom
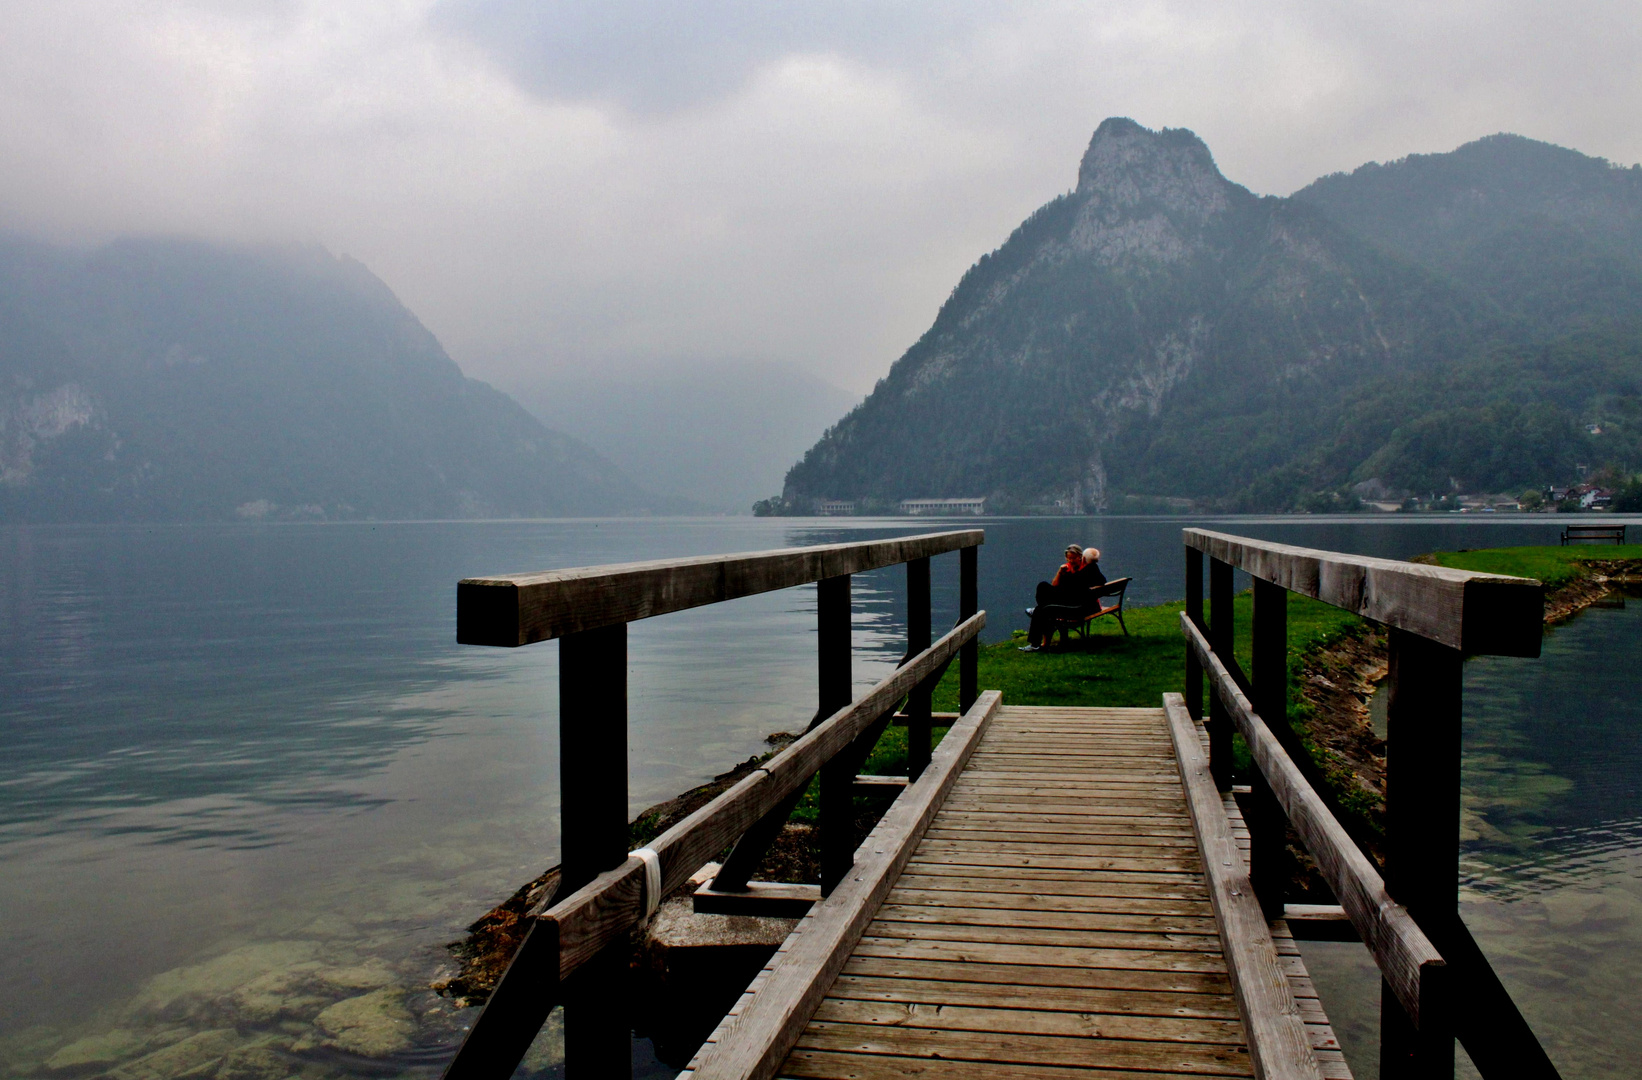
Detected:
left=213, top=1039, right=298, bottom=1080
left=127, top=943, right=323, bottom=1022
left=312, top=989, right=415, bottom=1057
left=42, top=1029, right=148, bottom=1072
left=105, top=1029, right=240, bottom=1080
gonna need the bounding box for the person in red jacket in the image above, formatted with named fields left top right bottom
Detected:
left=1020, top=544, right=1107, bottom=651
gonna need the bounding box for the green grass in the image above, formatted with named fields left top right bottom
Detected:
left=926, top=593, right=1363, bottom=715
left=1415, top=543, right=1642, bottom=588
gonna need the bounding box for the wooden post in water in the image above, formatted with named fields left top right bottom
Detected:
left=817, top=575, right=855, bottom=895
left=905, top=557, right=933, bottom=780
left=1248, top=578, right=1290, bottom=919
left=959, top=546, right=978, bottom=713
left=1185, top=548, right=1204, bottom=723
left=1207, top=557, right=1233, bottom=789
left=556, top=623, right=631, bottom=1078
left=1380, top=627, right=1459, bottom=1080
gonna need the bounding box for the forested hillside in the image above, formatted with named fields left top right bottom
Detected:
left=0, top=237, right=673, bottom=521
left=781, top=120, right=1642, bottom=512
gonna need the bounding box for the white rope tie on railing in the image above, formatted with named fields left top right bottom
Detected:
left=631, top=846, right=662, bottom=925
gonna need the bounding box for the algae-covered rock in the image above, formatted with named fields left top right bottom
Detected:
left=106, top=1029, right=240, bottom=1080
left=313, top=989, right=415, bottom=1057
left=313, top=960, right=397, bottom=993
left=214, top=1039, right=297, bottom=1080
left=43, top=1029, right=148, bottom=1072
left=228, top=964, right=330, bottom=1024
left=128, top=943, right=322, bottom=1021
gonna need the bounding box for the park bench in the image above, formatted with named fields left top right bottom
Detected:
left=1562, top=523, right=1626, bottom=545
left=1039, top=575, right=1131, bottom=644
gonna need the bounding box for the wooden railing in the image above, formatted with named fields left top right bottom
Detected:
left=443, top=530, right=984, bottom=1079
left=1181, top=529, right=1560, bottom=1080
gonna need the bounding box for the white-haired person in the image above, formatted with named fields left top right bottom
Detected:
left=1021, top=544, right=1107, bottom=652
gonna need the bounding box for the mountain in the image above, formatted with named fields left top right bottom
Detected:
left=511, top=361, right=859, bottom=513
left=0, top=237, right=676, bottom=522
left=781, top=119, right=1642, bottom=512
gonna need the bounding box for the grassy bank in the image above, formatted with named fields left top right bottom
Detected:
left=1413, top=543, right=1642, bottom=586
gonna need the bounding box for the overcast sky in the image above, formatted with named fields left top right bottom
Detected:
left=1, top=1, right=1637, bottom=394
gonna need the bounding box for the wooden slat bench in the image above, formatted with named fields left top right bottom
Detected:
left=1561, top=523, right=1626, bottom=545
left=1038, top=576, right=1132, bottom=645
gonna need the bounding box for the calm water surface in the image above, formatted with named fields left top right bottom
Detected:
left=0, top=515, right=1632, bottom=1077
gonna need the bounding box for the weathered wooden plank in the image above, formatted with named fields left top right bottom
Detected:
left=932, top=808, right=1195, bottom=826
left=1163, top=692, right=1323, bottom=1080
left=850, top=937, right=1229, bottom=972
left=924, top=828, right=1198, bottom=848
left=838, top=954, right=1236, bottom=997
left=685, top=690, right=1002, bottom=1080
left=916, top=838, right=1202, bottom=858
left=884, top=887, right=1214, bottom=916
left=893, top=866, right=1215, bottom=892
left=791, top=1024, right=1255, bottom=1075
left=826, top=972, right=1240, bottom=1019
left=904, top=851, right=1202, bottom=873
left=1182, top=528, right=1542, bottom=657
left=1183, top=615, right=1446, bottom=1032
left=695, top=881, right=823, bottom=918
left=777, top=1048, right=1250, bottom=1080
left=540, top=612, right=983, bottom=980
left=459, top=529, right=983, bottom=645
left=870, top=903, right=1219, bottom=935
left=809, top=997, right=1247, bottom=1045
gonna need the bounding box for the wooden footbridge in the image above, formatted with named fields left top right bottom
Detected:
left=443, top=529, right=1564, bottom=1080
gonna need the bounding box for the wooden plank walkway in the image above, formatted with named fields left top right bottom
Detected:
left=744, top=705, right=1351, bottom=1079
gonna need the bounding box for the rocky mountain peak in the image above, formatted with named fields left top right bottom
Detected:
left=1075, top=118, right=1234, bottom=222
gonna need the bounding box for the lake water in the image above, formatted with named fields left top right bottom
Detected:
left=0, top=515, right=1634, bottom=1078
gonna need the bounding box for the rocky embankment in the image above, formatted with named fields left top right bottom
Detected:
left=1292, top=555, right=1642, bottom=860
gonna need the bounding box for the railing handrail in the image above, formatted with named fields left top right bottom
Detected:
left=1182, top=530, right=1562, bottom=1078
left=542, top=612, right=985, bottom=980
left=458, top=529, right=984, bottom=646
left=1183, top=528, right=1542, bottom=656
left=1182, top=614, right=1445, bottom=1028
left=442, top=611, right=987, bottom=1079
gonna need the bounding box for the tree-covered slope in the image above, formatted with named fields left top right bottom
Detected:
left=782, top=120, right=1642, bottom=511
left=0, top=237, right=671, bottom=521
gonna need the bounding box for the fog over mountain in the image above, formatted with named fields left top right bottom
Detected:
left=512, top=361, right=858, bottom=513
left=781, top=120, right=1642, bottom=512
left=0, top=237, right=679, bottom=522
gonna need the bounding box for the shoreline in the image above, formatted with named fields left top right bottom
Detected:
left=1291, top=554, right=1642, bottom=860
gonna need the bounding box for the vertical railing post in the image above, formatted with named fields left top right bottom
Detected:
left=959, top=545, right=978, bottom=713
left=906, top=557, right=933, bottom=780
left=556, top=623, right=631, bottom=1078
left=1248, top=578, right=1290, bottom=919
left=1185, top=546, right=1204, bottom=723
left=817, top=574, right=855, bottom=895
left=1207, top=557, right=1233, bottom=789
left=1380, top=626, right=1460, bottom=1080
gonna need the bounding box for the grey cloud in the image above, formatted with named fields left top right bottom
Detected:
left=430, top=0, right=994, bottom=112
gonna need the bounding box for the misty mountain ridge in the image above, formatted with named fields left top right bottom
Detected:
left=782, top=119, right=1642, bottom=512
left=0, top=236, right=682, bottom=521
left=511, top=360, right=859, bottom=513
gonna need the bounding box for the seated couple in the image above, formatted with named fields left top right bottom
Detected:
left=1020, top=543, right=1106, bottom=652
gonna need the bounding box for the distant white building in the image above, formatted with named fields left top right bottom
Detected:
left=899, top=497, right=986, bottom=515
left=818, top=500, right=856, bottom=515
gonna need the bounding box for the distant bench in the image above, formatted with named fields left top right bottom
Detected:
left=1562, top=524, right=1627, bottom=545
left=1039, top=576, right=1132, bottom=645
